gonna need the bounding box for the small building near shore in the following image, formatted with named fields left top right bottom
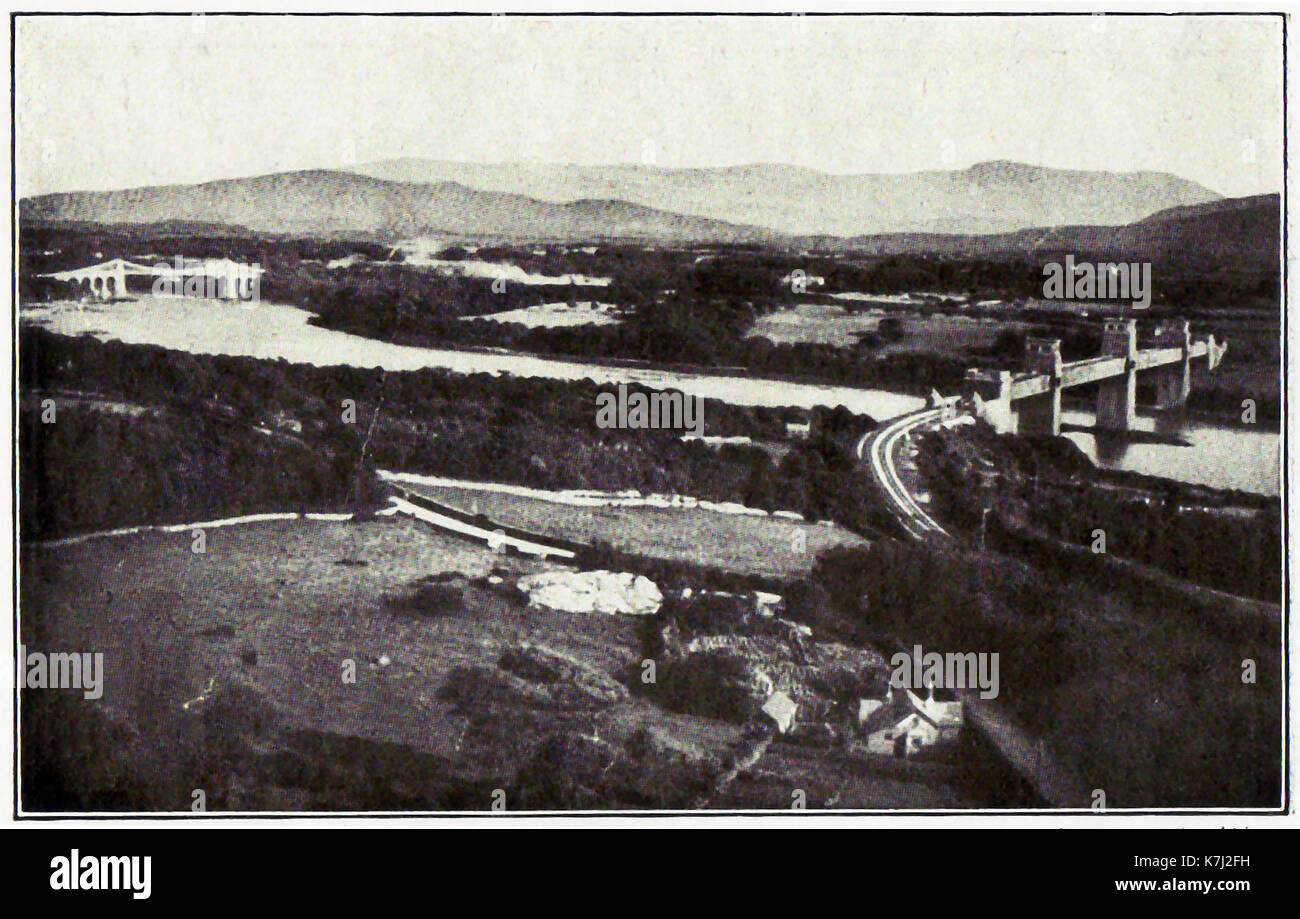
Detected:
left=858, top=683, right=963, bottom=758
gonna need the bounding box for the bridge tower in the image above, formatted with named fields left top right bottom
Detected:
left=1096, top=318, right=1137, bottom=432
left=1018, top=338, right=1063, bottom=436
left=1150, top=318, right=1191, bottom=410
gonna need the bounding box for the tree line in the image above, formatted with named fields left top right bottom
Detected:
left=21, top=328, right=887, bottom=539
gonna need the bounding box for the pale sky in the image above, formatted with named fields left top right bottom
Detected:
left=15, top=14, right=1284, bottom=198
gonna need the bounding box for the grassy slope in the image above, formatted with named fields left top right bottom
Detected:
left=22, top=518, right=981, bottom=811
left=398, top=480, right=868, bottom=579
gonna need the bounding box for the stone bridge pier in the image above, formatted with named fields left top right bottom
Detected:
left=1151, top=318, right=1192, bottom=410
left=1018, top=338, right=1063, bottom=436
left=1096, top=318, right=1138, bottom=432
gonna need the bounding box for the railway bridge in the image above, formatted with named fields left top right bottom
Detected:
left=964, top=319, right=1227, bottom=435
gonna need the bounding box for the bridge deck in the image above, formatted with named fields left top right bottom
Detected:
left=44, top=257, right=265, bottom=281
left=1008, top=341, right=1211, bottom=401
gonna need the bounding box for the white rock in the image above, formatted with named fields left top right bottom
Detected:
left=762, top=692, right=798, bottom=734
left=516, top=569, right=662, bottom=616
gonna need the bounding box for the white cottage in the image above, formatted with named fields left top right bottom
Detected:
left=858, top=683, right=963, bottom=758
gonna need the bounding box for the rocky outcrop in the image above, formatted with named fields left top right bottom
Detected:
left=761, top=691, right=798, bottom=734
left=497, top=644, right=630, bottom=706
left=440, top=643, right=630, bottom=713
left=516, top=569, right=662, bottom=616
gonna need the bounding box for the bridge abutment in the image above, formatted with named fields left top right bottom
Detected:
left=1096, top=319, right=1138, bottom=432
left=964, top=369, right=1015, bottom=434
left=1018, top=338, right=1063, bottom=436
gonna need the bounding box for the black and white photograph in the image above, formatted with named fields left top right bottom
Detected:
left=6, top=7, right=1291, bottom=844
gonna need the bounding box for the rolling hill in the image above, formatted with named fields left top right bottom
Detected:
left=20, top=163, right=1269, bottom=268
left=349, top=158, right=1222, bottom=236
left=19, top=169, right=778, bottom=243
left=829, top=193, right=1280, bottom=271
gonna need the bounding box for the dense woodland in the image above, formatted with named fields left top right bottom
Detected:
left=915, top=426, right=1282, bottom=603
left=20, top=328, right=881, bottom=539
left=21, top=403, right=380, bottom=540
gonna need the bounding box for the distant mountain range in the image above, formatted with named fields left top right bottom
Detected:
left=20, top=169, right=775, bottom=243
left=349, top=159, right=1221, bottom=236
left=20, top=161, right=1276, bottom=268
left=827, top=193, right=1280, bottom=271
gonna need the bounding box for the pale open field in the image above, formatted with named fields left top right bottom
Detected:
left=747, top=302, right=1024, bottom=354
left=397, top=480, right=870, bottom=578
left=746, top=302, right=884, bottom=347
left=459, top=301, right=622, bottom=328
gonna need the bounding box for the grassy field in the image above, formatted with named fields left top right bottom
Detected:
left=396, top=480, right=869, bottom=578
left=21, top=518, right=629, bottom=809
left=746, top=303, right=882, bottom=347
left=459, top=301, right=621, bottom=328
left=747, top=303, right=1023, bottom=355
left=21, top=516, right=982, bottom=811
left=878, top=314, right=1026, bottom=356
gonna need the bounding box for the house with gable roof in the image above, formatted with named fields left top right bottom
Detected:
left=857, top=681, right=963, bottom=758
